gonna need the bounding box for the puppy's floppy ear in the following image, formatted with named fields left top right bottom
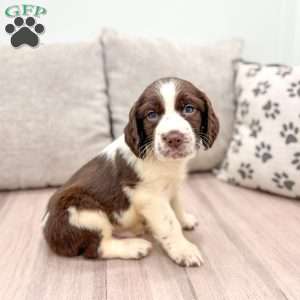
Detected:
left=198, top=90, right=219, bottom=149
left=124, top=101, right=146, bottom=158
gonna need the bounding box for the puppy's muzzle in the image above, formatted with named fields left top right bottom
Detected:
left=162, top=130, right=184, bottom=150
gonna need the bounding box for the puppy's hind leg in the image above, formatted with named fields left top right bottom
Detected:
left=67, top=207, right=112, bottom=258
left=100, top=238, right=152, bottom=260
left=68, top=207, right=152, bottom=260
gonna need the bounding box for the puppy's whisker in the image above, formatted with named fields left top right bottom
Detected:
left=197, top=132, right=212, bottom=145
left=139, top=140, right=154, bottom=157
left=198, top=135, right=210, bottom=144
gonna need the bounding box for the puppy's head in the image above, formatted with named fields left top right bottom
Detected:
left=124, top=77, right=219, bottom=160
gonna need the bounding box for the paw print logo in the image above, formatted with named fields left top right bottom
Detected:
left=280, top=122, right=299, bottom=144
left=272, top=172, right=295, bottom=190
left=238, top=163, right=254, bottom=180
left=5, top=16, right=44, bottom=48
left=249, top=119, right=262, bottom=138
left=255, top=142, right=272, bottom=163
left=246, top=65, right=261, bottom=77
left=287, top=81, right=300, bottom=98
left=238, top=99, right=250, bottom=118
left=291, top=152, right=300, bottom=170
left=253, top=81, right=271, bottom=96
left=276, top=65, right=292, bottom=77
left=262, top=100, right=280, bottom=119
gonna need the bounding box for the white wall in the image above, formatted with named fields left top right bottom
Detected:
left=0, top=0, right=299, bottom=64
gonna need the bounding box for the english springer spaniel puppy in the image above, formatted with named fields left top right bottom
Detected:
left=43, top=77, right=219, bottom=267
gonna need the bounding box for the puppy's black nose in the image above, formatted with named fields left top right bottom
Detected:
left=162, top=131, right=184, bottom=149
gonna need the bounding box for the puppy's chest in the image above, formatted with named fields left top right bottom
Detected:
left=115, top=178, right=179, bottom=230
left=114, top=157, right=185, bottom=227
left=128, top=174, right=182, bottom=206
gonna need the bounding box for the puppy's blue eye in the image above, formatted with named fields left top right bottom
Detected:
left=147, top=111, right=159, bottom=121
left=183, top=104, right=195, bottom=114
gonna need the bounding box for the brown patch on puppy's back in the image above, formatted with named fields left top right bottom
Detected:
left=43, top=151, right=140, bottom=258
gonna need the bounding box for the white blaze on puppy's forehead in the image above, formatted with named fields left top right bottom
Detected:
left=159, top=81, right=177, bottom=113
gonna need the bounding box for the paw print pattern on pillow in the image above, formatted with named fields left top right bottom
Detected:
left=253, top=81, right=271, bottom=96
left=216, top=61, right=300, bottom=199
left=276, top=65, right=292, bottom=77
left=235, top=85, right=243, bottom=98
left=231, top=136, right=242, bottom=153
left=227, top=177, right=240, bottom=186
left=287, top=81, right=300, bottom=98
left=262, top=100, right=280, bottom=119
left=246, top=65, right=261, bottom=77
left=222, top=160, right=229, bottom=171
left=238, top=163, right=254, bottom=180
left=272, top=172, right=295, bottom=191
left=291, top=152, right=300, bottom=171
left=249, top=119, right=262, bottom=137
left=255, top=142, right=272, bottom=163
left=280, top=122, right=299, bottom=144
left=238, top=99, right=250, bottom=118
left=230, top=126, right=243, bottom=153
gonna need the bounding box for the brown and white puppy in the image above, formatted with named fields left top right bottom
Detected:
left=43, top=77, right=219, bottom=267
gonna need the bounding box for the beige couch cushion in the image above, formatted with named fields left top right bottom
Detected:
left=102, top=29, right=242, bottom=171
left=0, top=42, right=111, bottom=190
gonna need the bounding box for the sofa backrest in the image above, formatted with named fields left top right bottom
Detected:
left=0, top=42, right=111, bottom=190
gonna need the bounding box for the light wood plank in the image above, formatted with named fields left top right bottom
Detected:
left=106, top=237, right=197, bottom=300
left=0, top=192, right=9, bottom=211
left=183, top=178, right=288, bottom=300
left=0, top=189, right=106, bottom=300
left=190, top=174, right=300, bottom=300
left=106, top=258, right=153, bottom=300
left=137, top=242, right=197, bottom=300
left=1, top=174, right=299, bottom=300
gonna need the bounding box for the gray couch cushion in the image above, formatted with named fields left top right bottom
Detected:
left=102, top=29, right=242, bottom=171
left=0, top=42, right=111, bottom=190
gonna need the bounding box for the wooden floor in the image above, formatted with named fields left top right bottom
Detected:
left=0, top=173, right=299, bottom=300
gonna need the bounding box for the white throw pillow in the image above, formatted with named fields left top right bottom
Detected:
left=102, top=28, right=242, bottom=171
left=217, top=61, right=300, bottom=199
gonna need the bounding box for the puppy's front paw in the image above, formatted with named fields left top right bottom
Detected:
left=166, top=240, right=204, bottom=267
left=181, top=213, right=198, bottom=231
